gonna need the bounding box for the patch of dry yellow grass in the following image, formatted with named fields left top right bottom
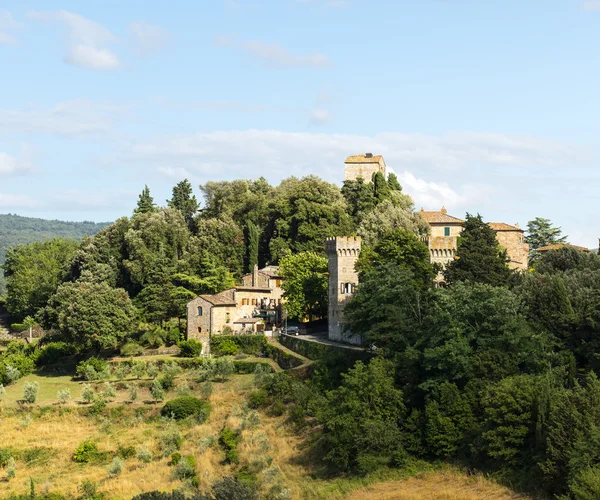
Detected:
left=348, top=469, right=528, bottom=500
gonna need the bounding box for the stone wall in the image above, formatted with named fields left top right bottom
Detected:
left=495, top=230, right=529, bottom=271
left=326, top=236, right=362, bottom=345
left=186, top=296, right=213, bottom=354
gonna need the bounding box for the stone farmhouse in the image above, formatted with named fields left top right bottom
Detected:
left=186, top=265, right=284, bottom=354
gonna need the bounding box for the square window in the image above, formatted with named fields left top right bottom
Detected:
left=444, top=227, right=450, bottom=237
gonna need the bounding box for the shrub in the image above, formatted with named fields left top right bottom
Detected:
left=132, top=360, right=147, bottom=379
left=270, top=400, right=285, bottom=417
left=288, top=405, right=306, bottom=429
left=161, top=396, right=211, bottom=421
left=106, top=456, right=124, bottom=477
left=248, top=390, right=268, bottom=409
left=178, top=339, right=203, bottom=357
left=36, top=342, right=77, bottom=366
left=175, top=380, right=192, bottom=397
left=212, top=477, right=257, bottom=500
left=6, top=457, right=16, bottom=480
left=137, top=445, right=153, bottom=464
left=77, top=479, right=98, bottom=499
left=72, top=440, right=100, bottom=463
left=199, top=381, right=213, bottom=399
left=170, top=452, right=182, bottom=466
left=88, top=398, right=107, bottom=416
left=76, top=358, right=108, bottom=380
left=19, top=413, right=33, bottom=429
left=211, top=335, right=267, bottom=356
left=150, top=378, right=165, bottom=402
left=4, top=364, right=21, bottom=385
left=147, top=362, right=159, bottom=378
left=23, top=381, right=39, bottom=404
left=102, top=382, right=117, bottom=400
left=172, top=455, right=197, bottom=480
left=254, top=364, right=272, bottom=388
left=113, top=363, right=130, bottom=380
left=0, top=447, right=15, bottom=467
left=81, top=384, right=95, bottom=403
left=212, top=338, right=239, bottom=356
left=127, top=384, right=139, bottom=403
left=165, top=326, right=182, bottom=346
left=215, top=356, right=235, bottom=381
left=159, top=428, right=183, bottom=456
left=219, top=427, right=240, bottom=464
left=57, top=388, right=71, bottom=404
left=117, top=445, right=136, bottom=459
left=120, top=341, right=144, bottom=357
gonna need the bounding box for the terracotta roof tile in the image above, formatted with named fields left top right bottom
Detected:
left=420, top=210, right=464, bottom=224
left=199, top=291, right=236, bottom=307
left=489, top=222, right=523, bottom=232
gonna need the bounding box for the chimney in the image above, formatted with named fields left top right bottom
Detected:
left=252, top=264, right=259, bottom=287
left=441, top=206, right=447, bottom=214
left=365, top=152, right=373, bottom=158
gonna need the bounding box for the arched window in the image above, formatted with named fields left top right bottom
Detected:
left=197, top=306, right=203, bottom=316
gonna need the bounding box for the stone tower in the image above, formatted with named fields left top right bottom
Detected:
left=325, top=236, right=362, bottom=345
left=344, top=153, right=386, bottom=182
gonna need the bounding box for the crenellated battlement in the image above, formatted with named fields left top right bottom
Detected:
left=325, top=236, right=362, bottom=256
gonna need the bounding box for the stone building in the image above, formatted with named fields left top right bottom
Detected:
left=325, top=236, right=362, bottom=345
left=186, top=265, right=284, bottom=354
left=420, top=207, right=529, bottom=271
left=344, top=153, right=387, bottom=182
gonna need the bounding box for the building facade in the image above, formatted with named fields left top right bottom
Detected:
left=420, top=207, right=530, bottom=271
left=344, top=153, right=387, bottom=182
left=325, top=236, right=362, bottom=345
left=186, top=265, right=284, bottom=354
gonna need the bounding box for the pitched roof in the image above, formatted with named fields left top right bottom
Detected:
left=233, top=317, right=262, bottom=324
left=345, top=154, right=384, bottom=164
left=537, top=243, right=589, bottom=252
left=420, top=207, right=464, bottom=224
left=488, top=222, right=523, bottom=232
left=199, top=291, right=236, bottom=307
left=260, top=266, right=281, bottom=278
left=234, top=286, right=273, bottom=293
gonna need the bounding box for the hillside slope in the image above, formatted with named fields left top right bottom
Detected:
left=0, top=213, right=110, bottom=294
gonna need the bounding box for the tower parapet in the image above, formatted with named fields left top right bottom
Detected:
left=326, top=236, right=362, bottom=345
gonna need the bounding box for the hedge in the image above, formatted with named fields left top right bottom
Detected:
left=279, top=334, right=371, bottom=363
left=108, top=357, right=274, bottom=374
left=263, top=343, right=304, bottom=370
left=210, top=335, right=267, bottom=355
left=161, top=397, right=210, bottom=421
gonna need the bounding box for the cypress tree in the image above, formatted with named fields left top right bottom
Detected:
left=444, top=213, right=512, bottom=286
left=372, top=171, right=391, bottom=203
left=246, top=221, right=260, bottom=273
left=134, top=185, right=156, bottom=214
left=387, top=172, right=402, bottom=191
left=167, top=179, right=199, bottom=227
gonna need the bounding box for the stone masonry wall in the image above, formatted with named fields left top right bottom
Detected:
left=344, top=162, right=386, bottom=182
left=326, top=236, right=362, bottom=345
left=495, top=230, right=529, bottom=271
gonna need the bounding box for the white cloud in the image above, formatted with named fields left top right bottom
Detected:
left=216, top=36, right=332, bottom=68
left=0, top=99, right=134, bottom=136
left=0, top=193, right=39, bottom=209
left=28, top=10, right=121, bottom=70
left=129, top=21, right=172, bottom=55
left=0, top=11, right=21, bottom=44
left=310, top=108, right=330, bottom=125
left=581, top=0, right=600, bottom=11
left=0, top=148, right=33, bottom=176
left=64, top=44, right=121, bottom=70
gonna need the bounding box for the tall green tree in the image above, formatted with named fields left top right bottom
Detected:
left=167, top=179, right=199, bottom=228
left=245, top=221, right=260, bottom=273
left=387, top=172, right=402, bottom=191
left=41, top=279, right=137, bottom=349
left=319, top=358, right=406, bottom=473
left=134, top=185, right=157, bottom=214
left=341, top=178, right=376, bottom=224
left=372, top=171, right=391, bottom=203
left=444, top=213, right=512, bottom=286
left=279, top=251, right=328, bottom=321
left=3, top=239, right=79, bottom=321
left=526, top=217, right=568, bottom=253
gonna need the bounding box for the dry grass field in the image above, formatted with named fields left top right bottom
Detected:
left=0, top=370, right=530, bottom=500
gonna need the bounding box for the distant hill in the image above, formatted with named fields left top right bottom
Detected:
left=0, top=213, right=110, bottom=294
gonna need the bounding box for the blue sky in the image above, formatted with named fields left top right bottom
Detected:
left=1, top=0, right=599, bottom=247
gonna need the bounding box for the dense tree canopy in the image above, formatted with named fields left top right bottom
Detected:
left=444, top=213, right=512, bottom=286
left=526, top=217, right=567, bottom=254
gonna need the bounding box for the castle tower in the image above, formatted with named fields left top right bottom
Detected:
left=325, top=236, right=362, bottom=345
left=344, top=153, right=386, bottom=182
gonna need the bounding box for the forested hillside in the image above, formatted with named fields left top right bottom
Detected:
left=2, top=174, right=599, bottom=499
left=0, top=214, right=109, bottom=294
